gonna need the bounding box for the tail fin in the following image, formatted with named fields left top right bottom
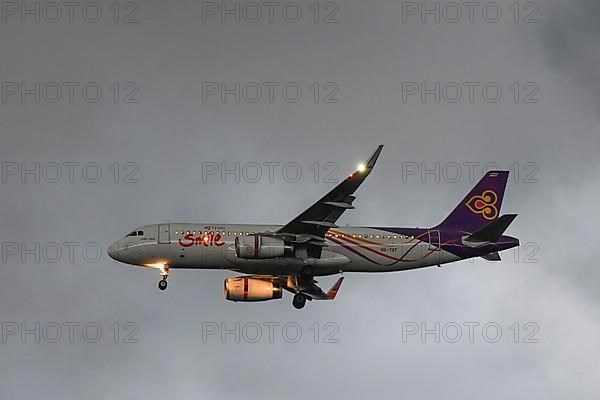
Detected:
left=436, top=171, right=509, bottom=232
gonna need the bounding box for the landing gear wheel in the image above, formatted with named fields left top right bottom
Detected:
left=158, top=264, right=170, bottom=291
left=158, top=279, right=168, bottom=291
left=292, top=293, right=307, bottom=309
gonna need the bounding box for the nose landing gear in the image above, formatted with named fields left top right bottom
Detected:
left=158, top=265, right=170, bottom=291
left=158, top=279, right=168, bottom=290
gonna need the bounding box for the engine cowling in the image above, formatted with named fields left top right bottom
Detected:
left=234, top=235, right=290, bottom=259
left=224, top=277, right=283, bottom=302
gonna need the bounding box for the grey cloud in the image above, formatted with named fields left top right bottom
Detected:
left=0, top=0, right=598, bottom=399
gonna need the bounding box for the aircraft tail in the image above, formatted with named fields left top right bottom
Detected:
left=435, top=171, right=509, bottom=232
left=464, top=214, right=517, bottom=243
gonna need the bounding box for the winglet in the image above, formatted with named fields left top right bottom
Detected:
left=365, top=145, right=384, bottom=169
left=326, top=277, right=345, bottom=299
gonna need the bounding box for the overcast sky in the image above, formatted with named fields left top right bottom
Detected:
left=1, top=0, right=599, bottom=398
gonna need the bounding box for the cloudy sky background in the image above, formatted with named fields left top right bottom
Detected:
left=1, top=0, right=599, bottom=398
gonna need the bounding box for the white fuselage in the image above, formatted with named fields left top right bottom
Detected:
left=108, top=223, right=461, bottom=277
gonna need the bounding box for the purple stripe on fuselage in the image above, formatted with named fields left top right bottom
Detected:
left=369, top=227, right=519, bottom=260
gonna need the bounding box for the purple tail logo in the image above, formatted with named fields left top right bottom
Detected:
left=465, top=190, right=499, bottom=220
left=435, top=170, right=509, bottom=232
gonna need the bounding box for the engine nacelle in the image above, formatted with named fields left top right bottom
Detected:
left=234, top=235, right=290, bottom=259
left=224, top=277, right=283, bottom=302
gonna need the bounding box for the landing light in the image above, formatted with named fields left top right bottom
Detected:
left=144, top=262, right=166, bottom=269
left=357, top=163, right=366, bottom=172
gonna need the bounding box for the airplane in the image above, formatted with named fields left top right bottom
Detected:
left=108, top=145, right=519, bottom=309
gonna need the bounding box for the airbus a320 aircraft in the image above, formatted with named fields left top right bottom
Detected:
left=108, top=145, right=519, bottom=309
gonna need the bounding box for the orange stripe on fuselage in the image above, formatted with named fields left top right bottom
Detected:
left=328, top=229, right=425, bottom=263
left=328, top=229, right=388, bottom=246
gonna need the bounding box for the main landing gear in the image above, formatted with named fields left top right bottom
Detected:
left=292, top=293, right=307, bottom=309
left=158, top=265, right=169, bottom=291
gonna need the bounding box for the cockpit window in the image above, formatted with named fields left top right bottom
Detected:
left=126, top=231, right=137, bottom=237
left=137, top=231, right=144, bottom=236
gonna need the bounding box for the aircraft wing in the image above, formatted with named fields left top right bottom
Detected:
left=275, top=145, right=383, bottom=257
left=250, top=275, right=345, bottom=300
left=298, top=276, right=344, bottom=300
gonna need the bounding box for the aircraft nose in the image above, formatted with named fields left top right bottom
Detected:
left=108, top=242, right=119, bottom=260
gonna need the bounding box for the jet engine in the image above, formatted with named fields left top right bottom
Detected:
left=234, top=235, right=291, bottom=259
left=224, top=277, right=283, bottom=302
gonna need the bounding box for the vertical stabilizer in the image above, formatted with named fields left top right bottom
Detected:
left=436, top=171, right=509, bottom=232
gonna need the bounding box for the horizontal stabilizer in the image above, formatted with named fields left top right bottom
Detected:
left=481, top=252, right=501, bottom=261
left=300, top=220, right=338, bottom=228
left=465, top=214, right=517, bottom=243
